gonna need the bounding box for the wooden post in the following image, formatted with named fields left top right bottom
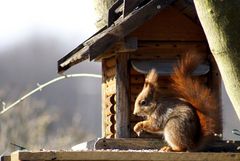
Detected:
left=116, top=52, right=130, bottom=138
left=10, top=150, right=240, bottom=161
left=101, top=59, right=107, bottom=137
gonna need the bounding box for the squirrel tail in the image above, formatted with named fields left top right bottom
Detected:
left=170, top=49, right=221, bottom=138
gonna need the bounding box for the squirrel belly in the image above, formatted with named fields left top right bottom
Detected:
left=133, top=50, right=221, bottom=152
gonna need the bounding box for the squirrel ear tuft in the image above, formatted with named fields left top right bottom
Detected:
left=145, top=69, right=158, bottom=87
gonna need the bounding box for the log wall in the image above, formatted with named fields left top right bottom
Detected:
left=102, top=56, right=117, bottom=138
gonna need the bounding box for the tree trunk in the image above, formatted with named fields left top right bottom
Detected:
left=193, top=0, right=240, bottom=120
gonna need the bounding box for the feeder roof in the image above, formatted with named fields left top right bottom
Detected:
left=58, top=0, right=198, bottom=73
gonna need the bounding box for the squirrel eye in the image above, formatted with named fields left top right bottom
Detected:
left=140, top=100, right=147, bottom=106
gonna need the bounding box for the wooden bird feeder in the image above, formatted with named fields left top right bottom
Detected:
left=3, top=1, right=240, bottom=161
left=58, top=0, right=223, bottom=149
left=2, top=2, right=240, bottom=161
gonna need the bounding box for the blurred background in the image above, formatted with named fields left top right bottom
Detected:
left=0, top=0, right=239, bottom=154
left=0, top=0, right=101, bottom=152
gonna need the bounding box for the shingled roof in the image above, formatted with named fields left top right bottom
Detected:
left=58, top=0, right=198, bottom=73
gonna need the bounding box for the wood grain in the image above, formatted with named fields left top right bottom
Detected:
left=11, top=147, right=240, bottom=161
left=116, top=53, right=130, bottom=138
left=130, top=7, right=206, bottom=41
left=105, top=57, right=116, bottom=68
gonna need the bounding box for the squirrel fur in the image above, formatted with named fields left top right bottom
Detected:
left=133, top=50, right=222, bottom=152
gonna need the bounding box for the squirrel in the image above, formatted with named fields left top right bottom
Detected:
left=133, top=50, right=222, bottom=152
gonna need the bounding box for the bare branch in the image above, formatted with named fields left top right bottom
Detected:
left=0, top=73, right=102, bottom=116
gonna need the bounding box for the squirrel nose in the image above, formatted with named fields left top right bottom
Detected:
left=133, top=111, right=137, bottom=115
left=133, top=108, right=140, bottom=115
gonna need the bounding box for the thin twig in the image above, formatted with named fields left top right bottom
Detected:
left=10, top=143, right=27, bottom=150
left=0, top=73, right=102, bottom=116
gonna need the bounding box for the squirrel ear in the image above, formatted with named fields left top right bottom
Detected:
left=145, top=69, right=158, bottom=88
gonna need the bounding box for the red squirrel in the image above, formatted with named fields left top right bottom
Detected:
left=133, top=50, right=222, bottom=152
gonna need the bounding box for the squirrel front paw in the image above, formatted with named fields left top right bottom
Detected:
left=134, top=122, right=143, bottom=136
left=159, top=146, right=173, bottom=152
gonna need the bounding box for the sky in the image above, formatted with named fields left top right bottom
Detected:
left=0, top=0, right=97, bottom=50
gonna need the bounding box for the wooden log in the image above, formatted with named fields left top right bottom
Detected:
left=105, top=76, right=116, bottom=82
left=116, top=52, right=130, bottom=138
left=130, top=53, right=178, bottom=59
left=131, top=85, right=172, bottom=95
left=105, top=94, right=116, bottom=118
left=130, top=43, right=208, bottom=60
left=105, top=57, right=116, bottom=68
left=130, top=91, right=174, bottom=102
left=106, top=78, right=116, bottom=88
left=131, top=80, right=174, bottom=90
left=131, top=51, right=206, bottom=60
left=131, top=48, right=183, bottom=59
left=114, top=94, right=116, bottom=102
left=105, top=134, right=114, bottom=139
left=105, top=95, right=112, bottom=109
left=130, top=74, right=207, bottom=87
left=105, top=114, right=116, bottom=126
left=10, top=150, right=240, bottom=161
left=131, top=95, right=138, bottom=103
left=105, top=67, right=116, bottom=78
left=105, top=85, right=116, bottom=97
left=131, top=80, right=171, bottom=89
left=95, top=138, right=165, bottom=150
left=130, top=85, right=143, bottom=94
left=130, top=67, right=141, bottom=75
left=130, top=74, right=181, bottom=84
left=137, top=41, right=208, bottom=51
left=105, top=124, right=116, bottom=136
left=105, top=94, right=116, bottom=105
left=130, top=103, right=135, bottom=114
left=95, top=138, right=240, bottom=152
left=104, top=105, right=115, bottom=116
left=130, top=75, right=145, bottom=84
left=130, top=6, right=206, bottom=41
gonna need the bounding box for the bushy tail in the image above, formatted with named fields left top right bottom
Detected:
left=171, top=49, right=221, bottom=137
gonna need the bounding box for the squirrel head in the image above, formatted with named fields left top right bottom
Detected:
left=133, top=69, right=159, bottom=117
